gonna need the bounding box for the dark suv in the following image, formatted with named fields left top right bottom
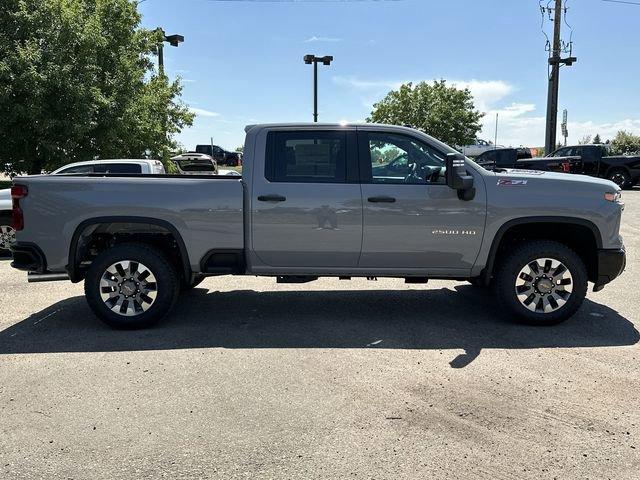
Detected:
left=195, top=145, right=242, bottom=167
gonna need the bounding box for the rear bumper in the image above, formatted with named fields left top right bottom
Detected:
left=10, top=242, right=47, bottom=273
left=593, top=247, right=626, bottom=292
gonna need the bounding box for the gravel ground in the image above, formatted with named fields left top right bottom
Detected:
left=1, top=190, right=638, bottom=479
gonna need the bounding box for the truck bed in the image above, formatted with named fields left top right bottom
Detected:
left=13, top=174, right=245, bottom=273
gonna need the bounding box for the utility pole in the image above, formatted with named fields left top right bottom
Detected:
left=541, top=0, right=577, bottom=154
left=543, top=0, right=576, bottom=154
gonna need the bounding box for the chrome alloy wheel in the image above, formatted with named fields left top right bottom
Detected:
left=0, top=224, right=16, bottom=250
left=99, top=260, right=158, bottom=316
left=515, top=257, right=573, bottom=314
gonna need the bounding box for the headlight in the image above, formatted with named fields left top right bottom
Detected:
left=604, top=191, right=622, bottom=203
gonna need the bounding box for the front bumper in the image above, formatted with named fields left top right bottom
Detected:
left=10, top=242, right=47, bottom=273
left=593, top=247, right=626, bottom=292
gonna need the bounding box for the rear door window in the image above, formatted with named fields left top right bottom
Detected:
left=266, top=131, right=348, bottom=183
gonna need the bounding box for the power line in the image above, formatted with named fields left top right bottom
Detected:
left=602, top=0, right=640, bottom=5
left=202, top=0, right=405, bottom=2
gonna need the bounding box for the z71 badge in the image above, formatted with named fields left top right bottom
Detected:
left=497, top=178, right=528, bottom=186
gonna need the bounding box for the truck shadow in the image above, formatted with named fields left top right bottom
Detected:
left=1, top=285, right=637, bottom=367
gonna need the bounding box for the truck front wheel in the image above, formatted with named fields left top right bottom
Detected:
left=84, top=243, right=179, bottom=329
left=494, top=240, right=588, bottom=325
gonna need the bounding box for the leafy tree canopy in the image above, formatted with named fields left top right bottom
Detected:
left=367, top=80, right=484, bottom=147
left=0, top=0, right=194, bottom=174
left=611, top=130, right=640, bottom=155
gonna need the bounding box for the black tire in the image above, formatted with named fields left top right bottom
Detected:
left=84, top=243, right=179, bottom=329
left=0, top=212, right=15, bottom=257
left=181, top=274, right=206, bottom=292
left=494, top=240, right=588, bottom=325
left=607, top=169, right=632, bottom=190
left=468, top=277, right=487, bottom=288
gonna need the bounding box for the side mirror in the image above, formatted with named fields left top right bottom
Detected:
left=446, top=153, right=475, bottom=200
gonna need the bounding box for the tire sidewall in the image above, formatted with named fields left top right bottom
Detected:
left=85, top=244, right=178, bottom=329
left=0, top=212, right=14, bottom=255
left=496, top=241, right=588, bottom=325
left=608, top=170, right=631, bottom=189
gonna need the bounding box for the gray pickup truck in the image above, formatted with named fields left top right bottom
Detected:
left=9, top=124, right=626, bottom=328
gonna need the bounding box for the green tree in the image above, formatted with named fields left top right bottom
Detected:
left=0, top=0, right=194, bottom=174
left=593, top=134, right=602, bottom=144
left=611, top=130, right=640, bottom=155
left=367, top=80, right=484, bottom=147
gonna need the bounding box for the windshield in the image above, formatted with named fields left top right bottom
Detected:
left=175, top=159, right=216, bottom=172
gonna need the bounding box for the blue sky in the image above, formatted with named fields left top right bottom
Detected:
left=139, top=0, right=640, bottom=150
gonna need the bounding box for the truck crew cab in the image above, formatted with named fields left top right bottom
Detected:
left=9, top=124, right=626, bottom=329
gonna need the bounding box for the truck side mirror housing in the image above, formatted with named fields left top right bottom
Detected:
left=446, top=153, right=475, bottom=198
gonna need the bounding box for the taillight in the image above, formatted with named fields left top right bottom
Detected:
left=11, top=184, right=28, bottom=231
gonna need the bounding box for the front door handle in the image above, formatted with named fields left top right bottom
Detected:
left=367, top=196, right=396, bottom=203
left=257, top=194, right=286, bottom=202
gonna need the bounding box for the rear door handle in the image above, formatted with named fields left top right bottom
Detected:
left=257, top=194, right=286, bottom=202
left=367, top=196, right=396, bottom=203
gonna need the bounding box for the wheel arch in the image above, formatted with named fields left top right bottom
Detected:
left=67, top=216, right=191, bottom=282
left=481, top=216, right=602, bottom=284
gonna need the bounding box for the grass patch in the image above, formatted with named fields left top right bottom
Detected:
left=0, top=181, right=11, bottom=189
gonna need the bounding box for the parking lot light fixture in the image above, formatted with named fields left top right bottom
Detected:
left=303, top=54, right=334, bottom=122
left=156, top=28, right=184, bottom=74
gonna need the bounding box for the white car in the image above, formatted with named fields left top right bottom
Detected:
left=50, top=158, right=166, bottom=175
left=459, top=139, right=504, bottom=157
left=1, top=159, right=165, bottom=254
left=171, top=153, right=218, bottom=175
left=218, top=169, right=241, bottom=176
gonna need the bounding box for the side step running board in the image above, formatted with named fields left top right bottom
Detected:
left=28, top=272, right=70, bottom=283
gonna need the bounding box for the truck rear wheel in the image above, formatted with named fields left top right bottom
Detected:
left=607, top=169, right=632, bottom=190
left=84, top=243, right=179, bottom=329
left=494, top=240, right=587, bottom=325
left=0, top=213, right=15, bottom=257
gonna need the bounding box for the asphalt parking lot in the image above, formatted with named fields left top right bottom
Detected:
left=1, top=190, right=639, bottom=479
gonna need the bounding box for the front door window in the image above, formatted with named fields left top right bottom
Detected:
left=367, top=132, right=447, bottom=185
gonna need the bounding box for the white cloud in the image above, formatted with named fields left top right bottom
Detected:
left=305, top=36, right=342, bottom=43
left=332, top=75, right=405, bottom=90
left=333, top=75, right=640, bottom=147
left=447, top=80, right=514, bottom=112
left=190, top=107, right=220, bottom=118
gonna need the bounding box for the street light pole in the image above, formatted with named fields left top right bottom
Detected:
left=158, top=42, right=164, bottom=73
left=313, top=60, right=318, bottom=123
left=155, top=28, right=184, bottom=75
left=304, top=55, right=333, bottom=123
left=154, top=28, right=184, bottom=166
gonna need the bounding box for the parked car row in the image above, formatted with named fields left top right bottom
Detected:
left=475, top=144, right=640, bottom=189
